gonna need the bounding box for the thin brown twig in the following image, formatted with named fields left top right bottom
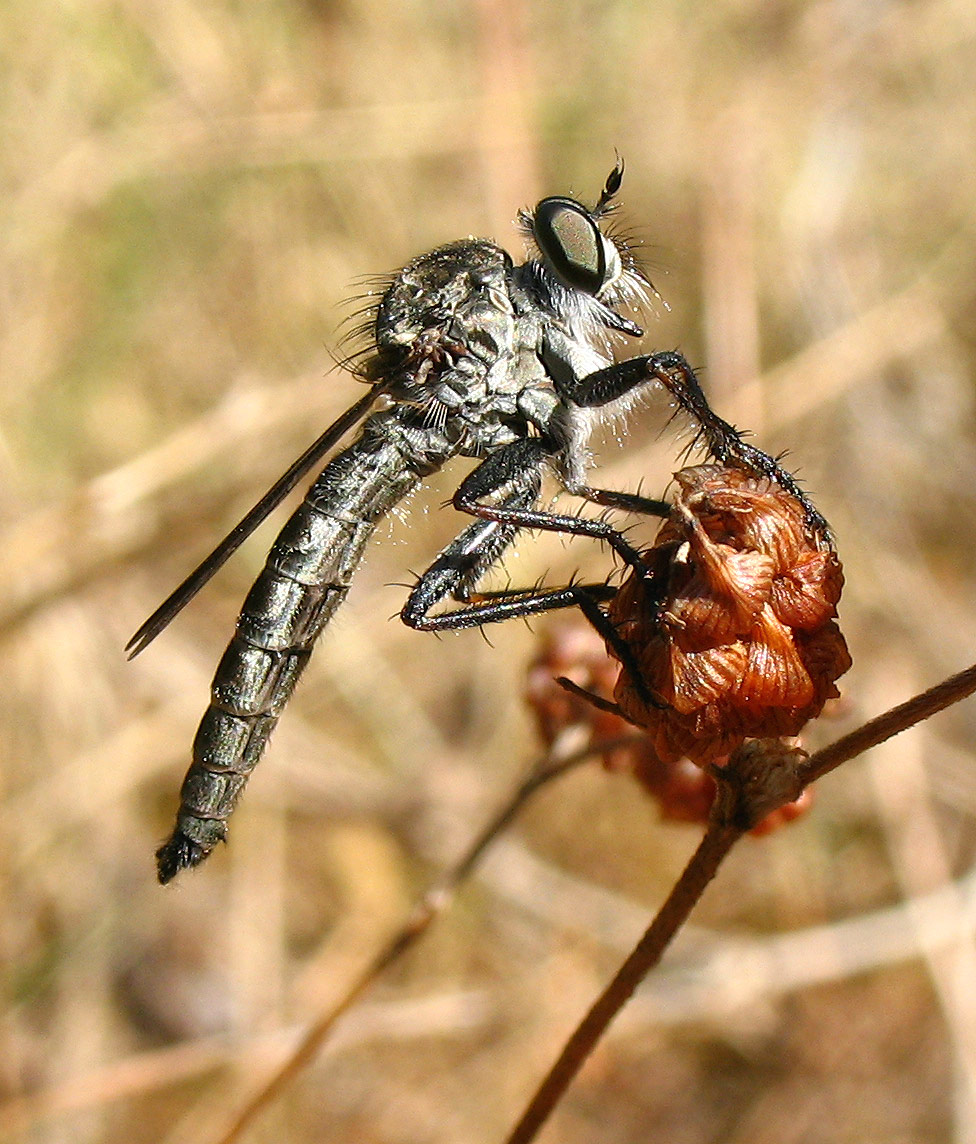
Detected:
left=212, top=731, right=642, bottom=1144
left=503, top=660, right=976, bottom=1144
left=505, top=821, right=741, bottom=1144
left=802, top=661, right=976, bottom=784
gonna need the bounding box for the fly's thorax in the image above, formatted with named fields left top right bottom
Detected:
left=375, top=239, right=514, bottom=360
left=369, top=238, right=524, bottom=432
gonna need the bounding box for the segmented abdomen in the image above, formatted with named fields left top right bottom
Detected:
left=156, top=423, right=428, bottom=881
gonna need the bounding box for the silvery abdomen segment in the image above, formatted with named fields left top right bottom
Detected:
left=157, top=418, right=434, bottom=879
left=156, top=239, right=526, bottom=881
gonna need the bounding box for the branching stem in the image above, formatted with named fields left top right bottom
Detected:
left=505, top=822, right=740, bottom=1144
left=504, top=659, right=976, bottom=1144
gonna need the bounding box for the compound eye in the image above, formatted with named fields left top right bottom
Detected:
left=533, top=197, right=607, bottom=294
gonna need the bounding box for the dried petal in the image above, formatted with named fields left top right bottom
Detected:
left=738, top=496, right=806, bottom=569
left=682, top=522, right=776, bottom=630
left=737, top=608, right=815, bottom=708
left=666, top=640, right=751, bottom=714
left=607, top=463, right=851, bottom=767
left=795, top=621, right=853, bottom=700
left=667, top=566, right=761, bottom=644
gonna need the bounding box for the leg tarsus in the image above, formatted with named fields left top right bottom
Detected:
left=571, top=484, right=670, bottom=518
left=403, top=578, right=616, bottom=633
left=556, top=675, right=626, bottom=718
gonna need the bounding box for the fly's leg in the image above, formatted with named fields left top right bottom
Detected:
left=570, top=486, right=670, bottom=518
left=401, top=437, right=574, bottom=631
left=404, top=566, right=618, bottom=631
left=401, top=439, right=661, bottom=708
left=556, top=675, right=628, bottom=719
left=405, top=564, right=657, bottom=709
left=563, top=349, right=831, bottom=539
left=403, top=521, right=661, bottom=704
left=402, top=506, right=617, bottom=630
left=446, top=438, right=661, bottom=579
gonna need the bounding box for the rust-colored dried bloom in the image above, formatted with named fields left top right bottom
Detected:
left=525, top=620, right=817, bottom=832
left=526, top=623, right=635, bottom=771
left=526, top=623, right=714, bottom=819
left=609, top=464, right=852, bottom=765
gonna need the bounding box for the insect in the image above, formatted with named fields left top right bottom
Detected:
left=130, top=161, right=826, bottom=883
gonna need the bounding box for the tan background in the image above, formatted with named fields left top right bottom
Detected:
left=2, top=2, right=976, bottom=1141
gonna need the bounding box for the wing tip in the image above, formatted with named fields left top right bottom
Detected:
left=125, top=634, right=148, bottom=660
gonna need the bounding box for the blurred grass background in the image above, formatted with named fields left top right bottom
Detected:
left=2, top=1, right=976, bottom=1141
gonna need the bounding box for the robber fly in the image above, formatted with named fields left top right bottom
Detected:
left=130, top=161, right=824, bottom=882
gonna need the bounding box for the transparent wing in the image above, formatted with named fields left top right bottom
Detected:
left=126, top=378, right=390, bottom=658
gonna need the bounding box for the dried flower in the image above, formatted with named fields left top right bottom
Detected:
left=525, top=463, right=851, bottom=832
left=609, top=464, right=851, bottom=765
left=526, top=622, right=811, bottom=830
left=526, top=622, right=634, bottom=770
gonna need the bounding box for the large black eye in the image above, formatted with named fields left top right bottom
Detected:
left=532, top=196, right=607, bottom=294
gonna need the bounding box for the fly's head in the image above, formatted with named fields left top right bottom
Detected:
left=518, top=159, right=655, bottom=346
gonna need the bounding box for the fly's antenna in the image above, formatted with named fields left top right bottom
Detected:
left=593, top=155, right=625, bottom=218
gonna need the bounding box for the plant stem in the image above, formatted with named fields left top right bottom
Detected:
left=505, top=822, right=740, bottom=1144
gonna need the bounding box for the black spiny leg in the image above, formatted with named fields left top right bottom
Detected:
left=403, top=571, right=617, bottom=632
left=449, top=438, right=655, bottom=579
left=572, top=485, right=670, bottom=518
left=403, top=568, right=660, bottom=711
left=401, top=438, right=619, bottom=633
left=563, top=349, right=832, bottom=539
left=401, top=437, right=662, bottom=708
